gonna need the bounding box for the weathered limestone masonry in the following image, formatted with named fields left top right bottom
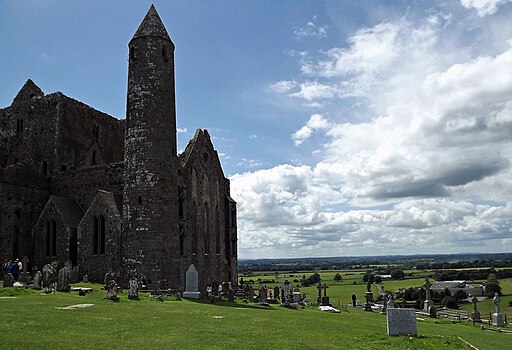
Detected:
left=122, top=6, right=180, bottom=287
left=0, top=5, right=237, bottom=292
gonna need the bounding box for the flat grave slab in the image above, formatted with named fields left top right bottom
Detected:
left=57, top=303, right=95, bottom=310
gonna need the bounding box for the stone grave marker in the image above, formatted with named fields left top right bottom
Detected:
left=248, top=285, right=254, bottom=302
left=57, top=266, right=70, bottom=292
left=321, top=283, right=330, bottom=306
left=42, top=262, right=57, bottom=293
left=470, top=295, right=481, bottom=322
left=492, top=292, right=505, bottom=327
left=105, top=279, right=119, bottom=301
left=17, top=256, right=31, bottom=285
left=32, top=271, right=42, bottom=290
left=128, top=270, right=139, bottom=300
left=274, top=286, right=280, bottom=300
left=70, top=266, right=80, bottom=284
left=316, top=282, right=323, bottom=304
left=422, top=277, right=433, bottom=312
left=183, top=264, right=200, bottom=299
left=258, top=283, right=269, bottom=306
left=387, top=308, right=417, bottom=336
left=228, top=283, right=235, bottom=303
left=3, top=273, right=14, bottom=287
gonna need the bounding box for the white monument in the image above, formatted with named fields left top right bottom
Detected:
left=183, top=264, right=201, bottom=299
left=492, top=292, right=505, bottom=327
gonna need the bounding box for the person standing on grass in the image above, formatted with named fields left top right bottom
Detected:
left=11, top=259, right=20, bottom=281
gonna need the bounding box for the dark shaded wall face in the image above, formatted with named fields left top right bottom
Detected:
left=0, top=165, right=48, bottom=261
left=78, top=204, right=122, bottom=283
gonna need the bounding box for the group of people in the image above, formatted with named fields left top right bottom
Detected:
left=1, top=258, right=22, bottom=281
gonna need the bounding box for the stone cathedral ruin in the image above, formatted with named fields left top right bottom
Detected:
left=0, top=5, right=238, bottom=291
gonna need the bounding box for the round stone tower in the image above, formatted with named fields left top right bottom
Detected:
left=122, top=5, right=180, bottom=287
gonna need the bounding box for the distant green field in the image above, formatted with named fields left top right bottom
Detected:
left=1, top=282, right=511, bottom=349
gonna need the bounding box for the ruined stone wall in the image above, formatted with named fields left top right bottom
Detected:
left=0, top=165, right=48, bottom=261
left=0, top=91, right=124, bottom=176
left=0, top=94, right=60, bottom=173
left=55, top=96, right=124, bottom=171
left=180, top=137, right=236, bottom=291
left=78, top=206, right=122, bottom=283
left=50, top=163, right=124, bottom=211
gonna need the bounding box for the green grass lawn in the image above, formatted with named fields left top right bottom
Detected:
left=1, top=283, right=510, bottom=349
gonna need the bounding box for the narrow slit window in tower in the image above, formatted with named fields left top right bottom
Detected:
left=100, top=216, right=106, bottom=254
left=51, top=219, right=57, bottom=256
left=93, top=216, right=98, bottom=255
left=162, top=45, right=168, bottom=62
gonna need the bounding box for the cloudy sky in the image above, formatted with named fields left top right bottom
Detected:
left=2, top=1, right=512, bottom=259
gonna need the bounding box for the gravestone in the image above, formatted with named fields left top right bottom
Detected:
left=105, top=279, right=119, bottom=301
left=281, top=281, right=292, bottom=304
left=470, top=295, right=481, bottom=322
left=258, top=283, right=269, bottom=306
left=422, top=277, right=433, bottom=312
left=492, top=292, right=505, bottom=327
left=316, top=282, right=323, bottom=304
left=70, top=266, right=80, bottom=284
left=248, top=285, right=254, bottom=302
left=42, top=262, right=57, bottom=293
left=228, top=283, right=235, bottom=303
left=321, top=283, right=330, bottom=306
left=32, top=271, right=42, bottom=290
left=104, top=271, right=115, bottom=290
left=82, top=274, right=88, bottom=283
left=128, top=270, right=139, bottom=300
left=364, top=282, right=373, bottom=311
left=57, top=266, right=70, bottom=292
left=242, top=284, right=249, bottom=300
left=274, top=286, right=280, bottom=300
left=183, top=264, right=200, bottom=299
left=17, top=256, right=31, bottom=285
left=3, top=273, right=14, bottom=287
left=387, top=308, right=417, bottom=336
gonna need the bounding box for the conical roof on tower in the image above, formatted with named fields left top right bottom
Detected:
left=131, top=4, right=173, bottom=45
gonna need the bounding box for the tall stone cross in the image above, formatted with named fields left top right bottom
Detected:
left=493, top=293, right=501, bottom=314
left=323, top=283, right=329, bottom=297
left=316, top=282, right=323, bottom=299
left=423, top=277, right=432, bottom=301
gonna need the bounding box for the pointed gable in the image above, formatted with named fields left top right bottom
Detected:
left=7, top=136, right=36, bottom=168
left=12, top=79, right=44, bottom=105
left=81, top=190, right=122, bottom=222
left=131, top=5, right=173, bottom=44
left=50, top=196, right=83, bottom=228
left=35, top=196, right=83, bottom=229
left=180, top=129, right=226, bottom=178
left=76, top=140, right=107, bottom=169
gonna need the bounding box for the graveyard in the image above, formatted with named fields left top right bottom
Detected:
left=1, top=268, right=511, bottom=349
